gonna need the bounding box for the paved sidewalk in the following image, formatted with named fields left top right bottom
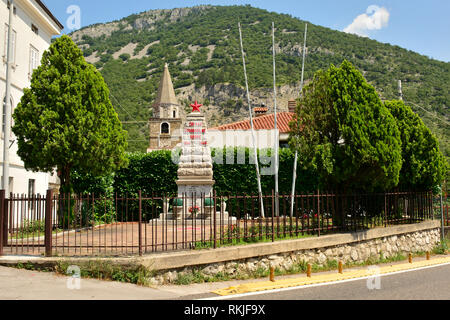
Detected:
left=0, top=265, right=174, bottom=300
left=0, top=263, right=259, bottom=300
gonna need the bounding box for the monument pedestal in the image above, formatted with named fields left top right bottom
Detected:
left=177, top=178, right=215, bottom=208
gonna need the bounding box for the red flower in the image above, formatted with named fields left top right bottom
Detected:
left=189, top=206, right=200, bottom=214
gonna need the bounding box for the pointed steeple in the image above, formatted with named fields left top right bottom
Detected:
left=153, top=63, right=179, bottom=108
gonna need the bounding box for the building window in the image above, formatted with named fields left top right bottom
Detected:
left=31, top=24, right=39, bottom=35
left=9, top=177, right=13, bottom=194
left=28, top=179, right=36, bottom=196
left=3, top=24, right=16, bottom=64
left=29, top=45, right=39, bottom=76
left=28, top=179, right=36, bottom=210
left=0, top=176, right=14, bottom=194
left=161, top=123, right=170, bottom=134
left=173, top=110, right=177, bottom=118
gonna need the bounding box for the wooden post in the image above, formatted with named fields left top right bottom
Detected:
left=45, top=189, right=53, bottom=257
left=338, top=261, right=343, bottom=274
left=0, top=190, right=5, bottom=256
left=270, top=266, right=275, bottom=282
left=307, top=263, right=312, bottom=278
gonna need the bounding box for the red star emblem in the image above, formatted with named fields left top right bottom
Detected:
left=190, top=101, right=203, bottom=113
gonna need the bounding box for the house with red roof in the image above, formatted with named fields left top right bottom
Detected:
left=207, top=101, right=297, bottom=149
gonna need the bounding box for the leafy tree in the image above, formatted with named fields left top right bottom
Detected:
left=290, top=60, right=402, bottom=192
left=385, top=100, right=447, bottom=192
left=119, top=53, right=131, bottom=61
left=113, top=151, right=179, bottom=197
left=12, top=35, right=129, bottom=194
left=72, top=170, right=115, bottom=196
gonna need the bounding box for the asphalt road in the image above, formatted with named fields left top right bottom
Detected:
left=220, top=264, right=450, bottom=300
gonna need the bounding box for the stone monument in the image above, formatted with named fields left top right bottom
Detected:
left=176, top=101, right=215, bottom=215
left=157, top=101, right=234, bottom=223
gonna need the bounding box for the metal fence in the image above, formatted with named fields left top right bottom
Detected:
left=0, top=190, right=435, bottom=257
left=433, top=193, right=449, bottom=227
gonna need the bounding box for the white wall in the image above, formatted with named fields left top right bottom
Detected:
left=0, top=0, right=61, bottom=195
left=207, top=129, right=278, bottom=150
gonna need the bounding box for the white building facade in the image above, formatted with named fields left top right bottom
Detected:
left=207, top=110, right=295, bottom=150
left=207, top=129, right=278, bottom=150
left=0, top=0, right=63, bottom=195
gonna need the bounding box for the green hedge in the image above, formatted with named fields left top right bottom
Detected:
left=212, top=147, right=319, bottom=195
left=113, top=151, right=179, bottom=197
left=109, top=148, right=318, bottom=196
left=70, top=148, right=316, bottom=221
left=73, top=148, right=319, bottom=198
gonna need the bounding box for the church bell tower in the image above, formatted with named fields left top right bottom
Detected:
left=147, top=64, right=183, bottom=152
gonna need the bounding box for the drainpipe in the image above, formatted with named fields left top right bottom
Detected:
left=2, top=0, right=14, bottom=195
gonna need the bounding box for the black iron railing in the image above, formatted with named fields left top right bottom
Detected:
left=0, top=190, right=436, bottom=257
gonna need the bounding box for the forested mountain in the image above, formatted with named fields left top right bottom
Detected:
left=69, top=5, right=449, bottom=160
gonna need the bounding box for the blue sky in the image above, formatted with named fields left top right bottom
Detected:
left=43, top=0, right=450, bottom=62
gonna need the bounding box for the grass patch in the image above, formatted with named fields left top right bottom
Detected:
left=54, top=260, right=154, bottom=286
left=193, top=232, right=314, bottom=250
left=433, top=239, right=449, bottom=255
left=175, top=268, right=233, bottom=285
left=9, top=229, right=63, bottom=240
left=8, top=220, right=65, bottom=240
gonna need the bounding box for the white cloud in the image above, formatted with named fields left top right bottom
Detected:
left=344, top=5, right=390, bottom=37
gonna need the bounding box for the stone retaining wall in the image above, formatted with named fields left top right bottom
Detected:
left=148, top=223, right=441, bottom=285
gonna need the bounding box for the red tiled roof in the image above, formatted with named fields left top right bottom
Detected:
left=211, top=112, right=295, bottom=133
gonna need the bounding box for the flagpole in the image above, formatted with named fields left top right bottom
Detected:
left=272, top=22, right=280, bottom=217
left=238, top=22, right=265, bottom=218
left=290, top=23, right=308, bottom=218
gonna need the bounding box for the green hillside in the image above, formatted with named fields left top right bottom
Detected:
left=69, top=5, right=449, bottom=161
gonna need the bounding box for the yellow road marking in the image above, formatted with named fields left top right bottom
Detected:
left=213, top=257, right=450, bottom=296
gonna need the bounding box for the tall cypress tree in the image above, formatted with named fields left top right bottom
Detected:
left=290, top=60, right=402, bottom=192
left=13, top=35, right=128, bottom=193
left=385, top=100, right=447, bottom=192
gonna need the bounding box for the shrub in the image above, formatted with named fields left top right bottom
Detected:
left=80, top=198, right=116, bottom=225
left=19, top=220, right=45, bottom=235
left=119, top=53, right=131, bottom=61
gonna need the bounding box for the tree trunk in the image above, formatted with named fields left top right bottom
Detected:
left=332, top=183, right=347, bottom=230
left=57, top=165, right=74, bottom=228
